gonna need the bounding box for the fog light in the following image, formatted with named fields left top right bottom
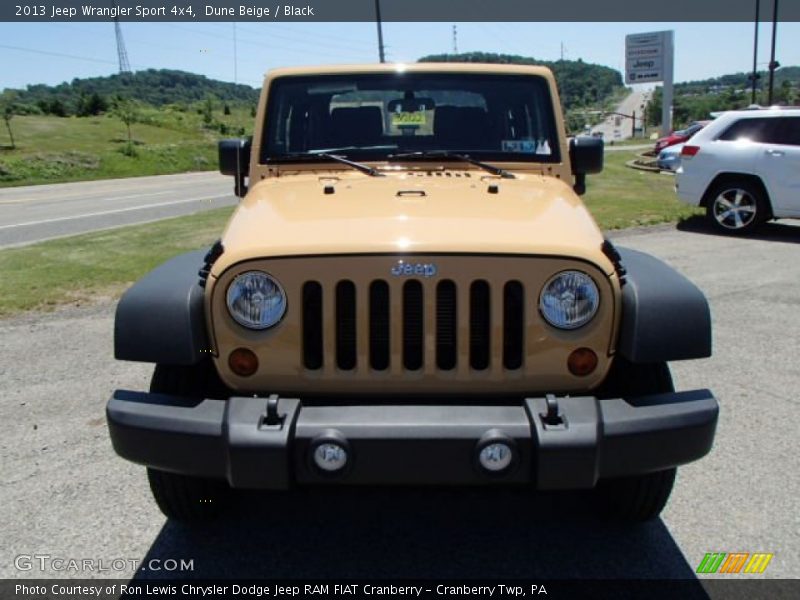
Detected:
left=313, top=442, right=349, bottom=472
left=229, top=347, right=258, bottom=376
left=567, top=347, right=598, bottom=376
left=478, top=442, right=514, bottom=473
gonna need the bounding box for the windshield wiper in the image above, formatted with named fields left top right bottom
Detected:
left=388, top=151, right=516, bottom=179
left=270, top=152, right=384, bottom=177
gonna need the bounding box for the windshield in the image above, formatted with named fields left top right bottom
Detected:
left=262, top=72, right=561, bottom=164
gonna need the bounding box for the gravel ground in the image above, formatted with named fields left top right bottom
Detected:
left=1, top=217, right=798, bottom=585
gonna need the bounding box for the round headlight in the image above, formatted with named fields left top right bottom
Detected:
left=226, top=271, right=287, bottom=330
left=539, top=270, right=599, bottom=330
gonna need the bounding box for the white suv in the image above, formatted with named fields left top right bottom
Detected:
left=676, top=108, right=800, bottom=234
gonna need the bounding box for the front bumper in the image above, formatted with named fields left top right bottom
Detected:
left=107, top=390, right=718, bottom=490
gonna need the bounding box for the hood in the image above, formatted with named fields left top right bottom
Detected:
left=213, top=170, right=612, bottom=276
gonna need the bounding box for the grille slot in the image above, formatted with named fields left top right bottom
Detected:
left=301, top=276, right=528, bottom=374
left=335, top=281, right=357, bottom=370
left=436, top=280, right=457, bottom=370
left=469, top=280, right=491, bottom=370
left=402, top=280, right=424, bottom=371
left=503, top=281, right=525, bottom=370
left=302, top=281, right=323, bottom=370
left=369, top=280, right=390, bottom=371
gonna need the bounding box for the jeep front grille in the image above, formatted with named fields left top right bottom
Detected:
left=302, top=278, right=527, bottom=372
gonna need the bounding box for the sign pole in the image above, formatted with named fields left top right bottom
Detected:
left=625, top=30, right=674, bottom=137
left=661, top=30, right=674, bottom=137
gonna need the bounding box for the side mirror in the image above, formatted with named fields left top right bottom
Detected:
left=569, top=136, right=604, bottom=195
left=219, top=138, right=251, bottom=197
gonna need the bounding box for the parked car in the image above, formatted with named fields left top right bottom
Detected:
left=657, top=142, right=684, bottom=171
left=676, top=107, right=800, bottom=233
left=654, top=120, right=710, bottom=153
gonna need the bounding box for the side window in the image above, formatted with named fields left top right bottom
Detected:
left=717, top=118, right=773, bottom=143
left=765, top=117, right=800, bottom=146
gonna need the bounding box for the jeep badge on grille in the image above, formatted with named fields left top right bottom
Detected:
left=391, top=260, right=438, bottom=278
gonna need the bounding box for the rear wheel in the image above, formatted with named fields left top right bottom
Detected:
left=704, top=178, right=768, bottom=235
left=592, top=357, right=677, bottom=522
left=146, top=361, right=231, bottom=523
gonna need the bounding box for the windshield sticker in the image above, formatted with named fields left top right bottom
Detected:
left=502, top=140, right=536, bottom=153
left=502, top=139, right=552, bottom=155
left=392, top=111, right=426, bottom=127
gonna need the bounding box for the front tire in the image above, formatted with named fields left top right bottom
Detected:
left=593, top=357, right=677, bottom=522
left=704, top=178, right=768, bottom=235
left=147, top=468, right=229, bottom=523
left=147, top=361, right=231, bottom=523
left=594, top=468, right=677, bottom=522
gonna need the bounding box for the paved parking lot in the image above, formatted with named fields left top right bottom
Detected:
left=1, top=218, right=798, bottom=584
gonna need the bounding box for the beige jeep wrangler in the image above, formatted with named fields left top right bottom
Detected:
left=108, top=63, right=718, bottom=523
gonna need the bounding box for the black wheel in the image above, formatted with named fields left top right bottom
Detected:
left=147, top=361, right=231, bottom=522
left=594, top=467, right=677, bottom=522
left=147, top=467, right=229, bottom=523
left=593, top=357, right=677, bottom=522
left=704, top=178, right=768, bottom=235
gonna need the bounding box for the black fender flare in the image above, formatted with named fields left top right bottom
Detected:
left=114, top=250, right=209, bottom=365
left=616, top=247, right=712, bottom=363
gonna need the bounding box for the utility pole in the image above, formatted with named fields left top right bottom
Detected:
left=767, top=0, right=779, bottom=105
left=750, top=0, right=760, bottom=104
left=112, top=1, right=131, bottom=74
left=233, top=23, right=238, bottom=84
left=375, top=0, right=386, bottom=63
left=560, top=42, right=565, bottom=61
left=452, top=25, right=458, bottom=54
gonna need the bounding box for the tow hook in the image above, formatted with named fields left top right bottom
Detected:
left=541, top=394, right=566, bottom=429
left=261, top=394, right=285, bottom=429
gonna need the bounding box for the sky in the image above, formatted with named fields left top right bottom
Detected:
left=1, top=21, right=799, bottom=91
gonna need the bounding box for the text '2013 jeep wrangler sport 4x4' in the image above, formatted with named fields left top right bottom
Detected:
left=107, top=64, right=718, bottom=523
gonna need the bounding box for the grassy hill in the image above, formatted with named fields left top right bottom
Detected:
left=9, top=69, right=258, bottom=117
left=676, top=66, right=800, bottom=95
left=647, top=66, right=798, bottom=129
left=0, top=69, right=261, bottom=186
left=418, top=52, right=624, bottom=110
left=0, top=104, right=253, bottom=187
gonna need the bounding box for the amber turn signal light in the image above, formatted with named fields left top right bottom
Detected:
left=229, top=348, right=258, bottom=376
left=567, top=348, right=598, bottom=376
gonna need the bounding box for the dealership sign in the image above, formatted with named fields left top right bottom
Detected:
left=625, top=31, right=673, bottom=84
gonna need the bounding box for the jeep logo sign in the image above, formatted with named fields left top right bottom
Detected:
left=391, top=260, right=438, bottom=278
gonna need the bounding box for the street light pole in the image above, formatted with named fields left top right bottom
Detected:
left=767, top=0, right=779, bottom=105
left=750, top=0, right=760, bottom=104
left=375, top=0, right=386, bottom=63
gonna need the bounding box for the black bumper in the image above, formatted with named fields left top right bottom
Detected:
left=106, top=390, right=718, bottom=490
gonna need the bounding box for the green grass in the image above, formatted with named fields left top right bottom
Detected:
left=0, top=108, right=252, bottom=187
left=0, top=150, right=702, bottom=317
left=0, top=207, right=233, bottom=317
left=583, top=151, right=701, bottom=229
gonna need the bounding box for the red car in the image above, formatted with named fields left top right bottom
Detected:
left=654, top=121, right=710, bottom=153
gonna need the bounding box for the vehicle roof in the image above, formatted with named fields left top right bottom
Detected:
left=712, top=107, right=800, bottom=119
left=264, top=62, right=555, bottom=79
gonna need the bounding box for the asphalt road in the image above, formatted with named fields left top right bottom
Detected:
left=1, top=219, right=798, bottom=586
left=591, top=89, right=652, bottom=141
left=0, top=172, right=236, bottom=249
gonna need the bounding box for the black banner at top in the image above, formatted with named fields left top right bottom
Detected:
left=2, top=0, right=800, bottom=23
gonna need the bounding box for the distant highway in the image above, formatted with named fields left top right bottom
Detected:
left=591, top=89, right=653, bottom=141
left=0, top=172, right=236, bottom=249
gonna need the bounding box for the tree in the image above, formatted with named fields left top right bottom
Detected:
left=202, top=95, right=215, bottom=126
left=78, top=92, right=108, bottom=117
left=111, top=97, right=140, bottom=154
left=0, top=91, right=16, bottom=149
left=48, top=98, right=68, bottom=117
